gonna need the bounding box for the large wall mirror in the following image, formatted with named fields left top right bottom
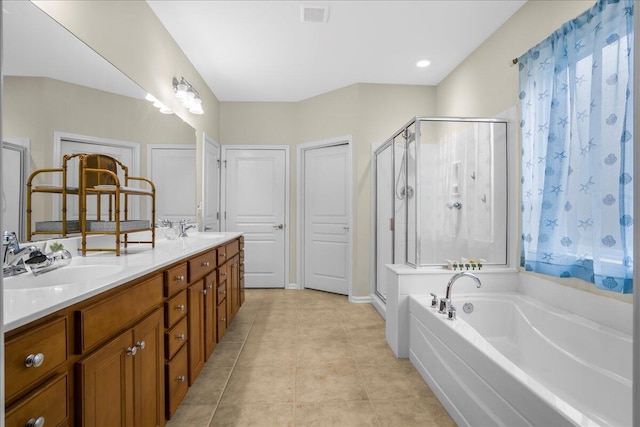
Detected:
left=2, top=1, right=197, bottom=241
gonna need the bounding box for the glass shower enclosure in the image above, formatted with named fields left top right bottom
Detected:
left=373, top=117, right=509, bottom=302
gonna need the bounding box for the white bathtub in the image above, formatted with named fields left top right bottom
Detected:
left=409, top=293, right=632, bottom=427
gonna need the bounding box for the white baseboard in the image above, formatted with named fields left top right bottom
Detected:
left=348, top=295, right=372, bottom=304
left=370, top=294, right=387, bottom=319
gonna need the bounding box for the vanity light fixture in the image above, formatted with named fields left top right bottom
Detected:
left=172, top=77, right=204, bottom=115
left=145, top=93, right=173, bottom=114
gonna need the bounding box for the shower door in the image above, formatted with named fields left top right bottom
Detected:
left=374, top=140, right=394, bottom=301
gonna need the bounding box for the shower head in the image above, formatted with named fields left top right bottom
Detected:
left=402, top=129, right=416, bottom=143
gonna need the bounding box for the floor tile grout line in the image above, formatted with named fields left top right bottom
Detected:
left=205, top=297, right=262, bottom=426
left=343, top=305, right=384, bottom=427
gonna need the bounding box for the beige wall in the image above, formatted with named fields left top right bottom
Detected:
left=436, top=1, right=594, bottom=117
left=220, top=83, right=436, bottom=296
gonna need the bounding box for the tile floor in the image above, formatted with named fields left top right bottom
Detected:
left=166, top=288, right=455, bottom=427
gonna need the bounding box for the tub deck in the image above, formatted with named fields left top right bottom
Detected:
left=409, top=292, right=632, bottom=427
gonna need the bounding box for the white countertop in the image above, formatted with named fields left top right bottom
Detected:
left=3, top=231, right=242, bottom=331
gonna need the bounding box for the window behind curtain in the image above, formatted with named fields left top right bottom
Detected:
left=519, top=0, right=634, bottom=293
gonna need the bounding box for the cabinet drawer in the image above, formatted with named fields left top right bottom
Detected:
left=5, top=373, right=68, bottom=427
left=75, top=275, right=163, bottom=353
left=165, top=345, right=188, bottom=420
left=165, top=289, right=187, bottom=328
left=189, top=250, right=216, bottom=282
left=164, top=263, right=188, bottom=297
left=226, top=239, right=240, bottom=259
left=165, top=316, right=188, bottom=360
left=217, top=240, right=239, bottom=265
left=5, top=317, right=68, bottom=400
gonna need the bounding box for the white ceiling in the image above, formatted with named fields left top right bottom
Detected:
left=147, top=1, right=527, bottom=102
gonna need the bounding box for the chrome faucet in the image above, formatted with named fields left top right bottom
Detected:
left=439, top=271, right=482, bottom=320
left=3, top=231, right=40, bottom=272
left=2, top=230, right=73, bottom=277
left=177, top=219, right=196, bottom=237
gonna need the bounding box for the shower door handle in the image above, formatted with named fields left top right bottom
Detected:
left=273, top=224, right=284, bottom=230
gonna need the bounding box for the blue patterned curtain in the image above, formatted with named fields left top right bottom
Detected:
left=519, top=0, right=634, bottom=293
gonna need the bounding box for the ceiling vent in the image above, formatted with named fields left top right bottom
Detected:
left=301, top=4, right=329, bottom=24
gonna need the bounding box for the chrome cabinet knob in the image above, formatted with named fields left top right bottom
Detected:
left=25, top=416, right=45, bottom=427
left=176, top=304, right=185, bottom=311
left=135, top=341, right=146, bottom=350
left=207, top=284, right=213, bottom=290
left=203, top=289, right=207, bottom=295
left=177, top=334, right=185, bottom=341
left=126, top=346, right=137, bottom=356
left=202, top=261, right=210, bottom=267
left=176, top=275, right=185, bottom=282
left=177, top=375, right=186, bottom=383
left=24, top=353, right=44, bottom=368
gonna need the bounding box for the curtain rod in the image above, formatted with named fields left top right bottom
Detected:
left=512, top=58, right=519, bottom=65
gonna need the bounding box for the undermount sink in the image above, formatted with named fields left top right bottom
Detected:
left=3, top=264, right=124, bottom=290
left=186, top=233, right=225, bottom=239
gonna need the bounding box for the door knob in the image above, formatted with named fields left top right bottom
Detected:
left=273, top=224, right=284, bottom=230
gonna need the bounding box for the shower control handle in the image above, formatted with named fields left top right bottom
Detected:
left=429, top=293, right=438, bottom=308
left=273, top=224, right=284, bottom=230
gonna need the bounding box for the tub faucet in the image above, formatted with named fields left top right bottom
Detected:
left=439, top=271, right=482, bottom=320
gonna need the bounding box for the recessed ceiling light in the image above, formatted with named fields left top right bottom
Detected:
left=416, top=60, right=431, bottom=68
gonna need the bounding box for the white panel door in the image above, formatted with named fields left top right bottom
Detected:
left=303, top=143, right=350, bottom=295
left=149, top=145, right=196, bottom=222
left=202, top=134, right=220, bottom=231
left=2, top=140, right=29, bottom=240
left=224, top=148, right=287, bottom=288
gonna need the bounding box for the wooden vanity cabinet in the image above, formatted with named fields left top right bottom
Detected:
left=239, top=236, right=245, bottom=304
left=204, top=271, right=217, bottom=359
left=4, top=235, right=244, bottom=426
left=163, top=268, right=189, bottom=420
left=5, top=373, right=68, bottom=427
left=217, top=261, right=229, bottom=340
left=187, top=280, right=206, bottom=384
left=5, top=316, right=68, bottom=401
left=77, top=308, right=163, bottom=427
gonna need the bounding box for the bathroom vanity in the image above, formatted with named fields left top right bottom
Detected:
left=3, top=232, right=244, bottom=426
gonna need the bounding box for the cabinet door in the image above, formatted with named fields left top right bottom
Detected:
left=230, top=254, right=240, bottom=318
left=187, top=281, right=205, bottom=385
left=204, top=272, right=217, bottom=360
left=77, top=330, right=134, bottom=427
left=224, top=260, right=234, bottom=325
left=133, top=309, right=165, bottom=427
